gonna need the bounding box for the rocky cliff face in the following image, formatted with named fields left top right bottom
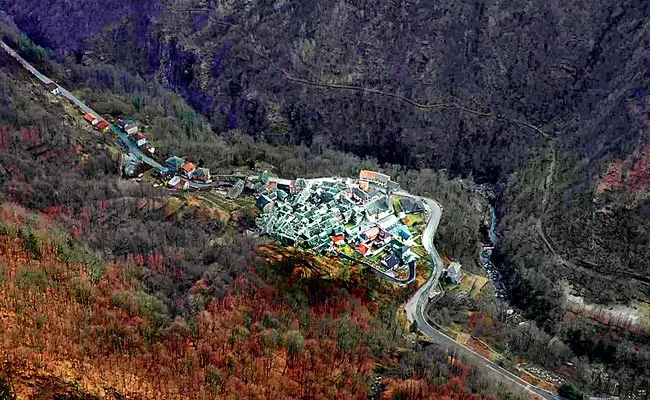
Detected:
left=3, top=0, right=650, bottom=303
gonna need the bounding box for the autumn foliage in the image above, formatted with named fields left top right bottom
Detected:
left=0, top=203, right=514, bottom=399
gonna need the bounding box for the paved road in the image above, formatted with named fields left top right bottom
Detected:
left=0, top=40, right=219, bottom=189
left=398, top=191, right=562, bottom=400
left=402, top=194, right=444, bottom=320
left=1, top=41, right=53, bottom=84
left=1, top=40, right=171, bottom=172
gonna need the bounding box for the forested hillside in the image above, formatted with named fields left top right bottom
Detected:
left=0, top=30, right=527, bottom=398
left=1, top=203, right=518, bottom=399
left=3, top=0, right=649, bottom=309
left=2, top=0, right=650, bottom=398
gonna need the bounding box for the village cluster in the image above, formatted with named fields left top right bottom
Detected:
left=255, top=170, right=427, bottom=275
left=39, top=54, right=464, bottom=285
left=48, top=77, right=453, bottom=282
left=71, top=93, right=217, bottom=192
left=161, top=156, right=212, bottom=190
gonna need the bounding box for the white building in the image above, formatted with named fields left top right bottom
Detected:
left=124, top=124, right=138, bottom=135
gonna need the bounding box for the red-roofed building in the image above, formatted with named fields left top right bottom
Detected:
left=359, top=170, right=374, bottom=180
left=133, top=132, right=147, bottom=147
left=95, top=120, right=109, bottom=132
left=84, top=113, right=98, bottom=125
left=357, top=243, right=370, bottom=256
left=332, top=235, right=345, bottom=246
left=289, top=180, right=302, bottom=194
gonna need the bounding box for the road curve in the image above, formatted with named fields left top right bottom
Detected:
left=401, top=193, right=562, bottom=400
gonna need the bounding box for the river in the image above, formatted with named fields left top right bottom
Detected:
left=475, top=185, right=507, bottom=298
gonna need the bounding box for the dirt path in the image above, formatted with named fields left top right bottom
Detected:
left=188, top=17, right=552, bottom=139
left=535, top=140, right=570, bottom=263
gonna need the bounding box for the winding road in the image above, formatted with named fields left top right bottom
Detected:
left=402, top=193, right=562, bottom=400
left=264, top=175, right=561, bottom=398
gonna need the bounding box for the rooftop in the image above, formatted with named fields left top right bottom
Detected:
left=165, top=156, right=185, bottom=170
left=181, top=162, right=196, bottom=173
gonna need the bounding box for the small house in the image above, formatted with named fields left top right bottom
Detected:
left=95, top=120, right=109, bottom=132
left=382, top=252, right=400, bottom=270
left=191, top=167, right=211, bottom=182
left=401, top=249, right=420, bottom=264
left=168, top=176, right=182, bottom=189
left=332, top=234, right=345, bottom=246
left=276, top=189, right=288, bottom=201
left=44, top=82, right=61, bottom=95
left=361, top=227, right=379, bottom=242
left=400, top=198, right=424, bottom=214
left=374, top=172, right=390, bottom=185
left=124, top=123, right=138, bottom=135
left=359, top=180, right=370, bottom=191
left=227, top=180, right=245, bottom=198
left=84, top=113, right=98, bottom=124
left=357, top=243, right=370, bottom=256
left=359, top=170, right=390, bottom=186
left=353, top=187, right=368, bottom=202
left=446, top=262, right=462, bottom=284
left=359, top=170, right=376, bottom=181
left=289, top=181, right=301, bottom=194
left=256, top=195, right=274, bottom=213
left=165, top=156, right=185, bottom=171
left=181, top=162, right=196, bottom=177
left=133, top=132, right=147, bottom=147
left=397, top=227, right=412, bottom=240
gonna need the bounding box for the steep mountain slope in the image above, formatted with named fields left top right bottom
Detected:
left=3, top=0, right=649, bottom=310
left=2, top=1, right=650, bottom=396
left=0, top=34, right=535, bottom=399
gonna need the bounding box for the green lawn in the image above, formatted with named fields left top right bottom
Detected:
left=341, top=243, right=356, bottom=257
left=369, top=252, right=384, bottom=263
left=392, top=195, right=404, bottom=213
left=412, top=246, right=426, bottom=258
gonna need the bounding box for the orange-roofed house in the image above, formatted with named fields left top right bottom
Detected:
left=181, top=162, right=196, bottom=177
left=332, top=235, right=345, bottom=246
left=359, top=170, right=376, bottom=181
left=84, top=113, right=98, bottom=124
left=359, top=181, right=370, bottom=191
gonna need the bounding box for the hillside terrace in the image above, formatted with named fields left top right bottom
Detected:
left=256, top=172, right=424, bottom=278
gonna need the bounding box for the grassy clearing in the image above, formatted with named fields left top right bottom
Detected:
left=340, top=243, right=356, bottom=257
left=454, top=331, right=471, bottom=345
left=411, top=246, right=426, bottom=258
left=402, top=213, right=425, bottom=236
left=459, top=273, right=489, bottom=299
